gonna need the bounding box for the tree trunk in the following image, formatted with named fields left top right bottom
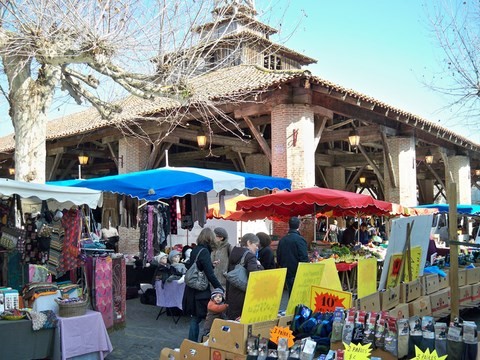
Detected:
left=13, top=109, right=47, bottom=184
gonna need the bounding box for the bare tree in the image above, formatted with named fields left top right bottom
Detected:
left=425, top=0, right=480, bottom=122
left=0, top=0, right=290, bottom=182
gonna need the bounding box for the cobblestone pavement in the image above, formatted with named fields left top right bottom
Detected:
left=105, top=290, right=290, bottom=359
left=105, top=297, right=190, bottom=360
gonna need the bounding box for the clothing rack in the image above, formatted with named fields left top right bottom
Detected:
left=81, top=248, right=114, bottom=253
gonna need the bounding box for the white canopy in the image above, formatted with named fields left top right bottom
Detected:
left=0, top=178, right=103, bottom=208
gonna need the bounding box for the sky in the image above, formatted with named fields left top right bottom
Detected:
left=0, top=0, right=477, bottom=143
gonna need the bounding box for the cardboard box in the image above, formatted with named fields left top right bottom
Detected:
left=408, top=296, right=431, bottom=317
left=458, top=269, right=467, bottom=287
left=380, top=285, right=400, bottom=310
left=471, top=283, right=480, bottom=304
left=466, top=267, right=480, bottom=285
left=421, top=274, right=440, bottom=295
left=210, top=348, right=248, bottom=360
left=437, top=270, right=449, bottom=290
left=459, top=285, right=472, bottom=305
left=179, top=339, right=210, bottom=359
left=429, top=287, right=451, bottom=318
left=387, top=302, right=409, bottom=319
left=209, top=318, right=279, bottom=355
left=400, top=279, right=422, bottom=303
left=356, top=291, right=381, bottom=312
left=277, top=315, right=294, bottom=328
left=159, top=347, right=180, bottom=360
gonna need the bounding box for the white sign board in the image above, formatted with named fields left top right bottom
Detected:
left=378, top=215, right=433, bottom=290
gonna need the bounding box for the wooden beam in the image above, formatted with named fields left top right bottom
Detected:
left=47, top=153, right=62, bottom=181
left=234, top=103, right=271, bottom=118
left=47, top=147, right=65, bottom=156
left=236, top=152, right=247, bottom=172
left=243, top=116, right=272, bottom=163
left=171, top=127, right=259, bottom=151
left=313, top=116, right=328, bottom=151
left=168, top=147, right=231, bottom=162
left=106, top=143, right=118, bottom=169
left=318, top=125, right=382, bottom=143
left=346, top=165, right=367, bottom=192
left=425, top=162, right=446, bottom=191
left=380, top=131, right=397, bottom=188
left=314, top=153, right=335, bottom=167
left=357, top=143, right=385, bottom=193
left=316, top=166, right=329, bottom=188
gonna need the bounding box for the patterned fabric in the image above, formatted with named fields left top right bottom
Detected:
left=60, top=208, right=83, bottom=273
left=46, top=218, right=65, bottom=277
left=94, top=257, right=113, bottom=329
left=29, top=310, right=58, bottom=331
left=112, top=257, right=126, bottom=325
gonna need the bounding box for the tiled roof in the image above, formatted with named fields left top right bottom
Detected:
left=0, top=64, right=478, bottom=152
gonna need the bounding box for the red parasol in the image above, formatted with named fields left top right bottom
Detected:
left=236, top=187, right=392, bottom=219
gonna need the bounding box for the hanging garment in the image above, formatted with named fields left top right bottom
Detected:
left=94, top=256, right=114, bottom=329
left=112, top=257, right=126, bottom=325
left=167, top=198, right=178, bottom=235
left=102, top=193, right=119, bottom=228
left=46, top=218, right=65, bottom=277
left=59, top=208, right=83, bottom=273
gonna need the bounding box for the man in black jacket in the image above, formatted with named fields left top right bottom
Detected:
left=276, top=217, right=309, bottom=296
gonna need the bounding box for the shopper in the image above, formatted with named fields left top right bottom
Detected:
left=226, top=233, right=263, bottom=320
left=202, top=288, right=228, bottom=337
left=182, top=228, right=223, bottom=342
left=256, top=232, right=276, bottom=270
left=276, top=217, right=309, bottom=295
left=341, top=221, right=358, bottom=246
left=358, top=223, right=371, bottom=245
left=211, top=227, right=231, bottom=288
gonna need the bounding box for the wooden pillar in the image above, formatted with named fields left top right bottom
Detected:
left=448, top=183, right=459, bottom=320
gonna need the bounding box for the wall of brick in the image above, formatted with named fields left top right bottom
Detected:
left=384, top=136, right=417, bottom=206
left=446, top=155, right=471, bottom=204
left=271, top=104, right=315, bottom=240
left=325, top=167, right=346, bottom=190
left=246, top=153, right=270, bottom=197
left=118, top=137, right=150, bottom=254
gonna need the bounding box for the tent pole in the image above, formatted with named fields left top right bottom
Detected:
left=165, top=150, right=169, bottom=167
left=448, top=183, right=459, bottom=320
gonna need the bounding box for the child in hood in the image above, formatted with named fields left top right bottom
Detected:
left=202, top=288, right=228, bottom=337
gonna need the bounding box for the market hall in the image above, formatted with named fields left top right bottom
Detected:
left=2, top=0, right=480, bottom=359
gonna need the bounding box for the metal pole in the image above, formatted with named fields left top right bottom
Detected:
left=448, top=183, right=459, bottom=320
left=78, top=164, right=82, bottom=179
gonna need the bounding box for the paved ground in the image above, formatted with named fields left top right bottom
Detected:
left=105, top=290, right=291, bottom=359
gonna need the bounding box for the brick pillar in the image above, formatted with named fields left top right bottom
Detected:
left=446, top=155, right=471, bottom=204
left=245, top=153, right=270, bottom=197
left=271, top=104, right=315, bottom=241
left=418, top=179, right=434, bottom=204
left=325, top=167, right=346, bottom=190
left=383, top=136, right=417, bottom=206
left=117, top=137, right=150, bottom=254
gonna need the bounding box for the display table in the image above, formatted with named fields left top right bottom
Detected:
left=53, top=310, right=113, bottom=360
left=0, top=317, right=55, bottom=359
left=155, top=280, right=185, bottom=324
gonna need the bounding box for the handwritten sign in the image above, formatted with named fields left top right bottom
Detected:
left=386, top=253, right=403, bottom=288
left=404, top=246, right=422, bottom=282
left=270, top=326, right=295, bottom=348
left=413, top=346, right=447, bottom=360
left=357, top=258, right=377, bottom=298
left=310, top=286, right=352, bottom=313
left=319, top=258, right=342, bottom=291
left=286, top=263, right=325, bottom=315
left=343, top=342, right=372, bottom=360
left=241, top=268, right=286, bottom=324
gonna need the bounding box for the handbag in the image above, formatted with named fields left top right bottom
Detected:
left=224, top=250, right=249, bottom=291
left=0, top=227, right=25, bottom=250
left=185, top=248, right=209, bottom=291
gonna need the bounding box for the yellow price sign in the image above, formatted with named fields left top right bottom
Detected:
left=269, top=326, right=295, bottom=348
left=413, top=346, right=447, bottom=360
left=310, top=286, right=352, bottom=313
left=343, top=342, right=372, bottom=360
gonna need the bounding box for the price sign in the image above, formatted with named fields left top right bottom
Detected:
left=413, top=345, right=447, bottom=360
left=310, top=286, right=352, bottom=313
left=343, top=342, right=372, bottom=360
left=269, top=326, right=295, bottom=348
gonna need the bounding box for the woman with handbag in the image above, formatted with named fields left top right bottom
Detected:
left=226, top=233, right=263, bottom=320
left=182, top=228, right=223, bottom=342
